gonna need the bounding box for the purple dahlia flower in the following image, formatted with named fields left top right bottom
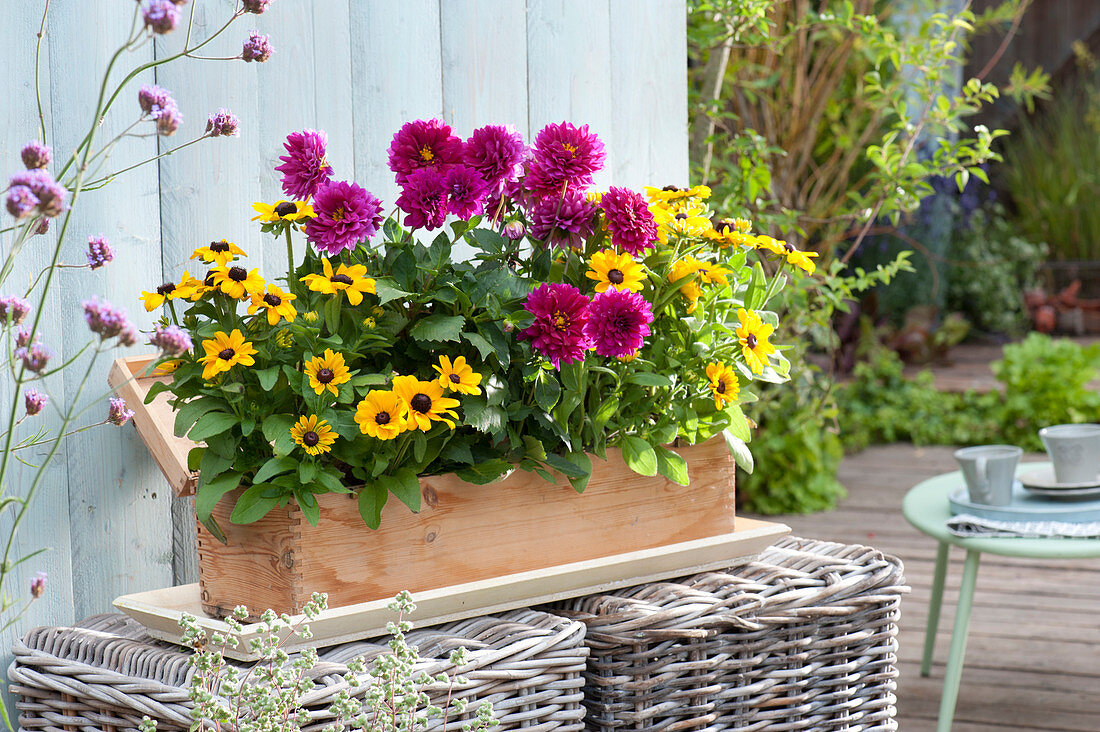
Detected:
left=0, top=295, right=31, bottom=325
left=275, top=129, right=333, bottom=200
left=304, top=179, right=383, bottom=255
left=86, top=235, right=114, bottom=269
left=584, top=288, right=654, bottom=358
left=143, top=0, right=180, bottom=34
left=395, top=168, right=449, bottom=230
left=387, top=119, right=465, bottom=185
left=206, top=108, right=240, bottom=137
left=529, top=190, right=597, bottom=249
left=8, top=169, right=66, bottom=217
left=21, top=141, right=51, bottom=170
left=464, top=124, right=526, bottom=192
left=518, top=282, right=591, bottom=369
left=24, top=388, right=48, bottom=417
left=600, top=186, right=659, bottom=256
left=108, top=397, right=134, bottom=426
left=443, top=165, right=488, bottom=219
left=503, top=220, right=525, bottom=240
left=524, top=121, right=606, bottom=195
left=242, top=31, right=274, bottom=62
left=149, top=323, right=193, bottom=357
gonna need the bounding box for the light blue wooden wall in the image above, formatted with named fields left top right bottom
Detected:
left=0, top=0, right=686, bottom=697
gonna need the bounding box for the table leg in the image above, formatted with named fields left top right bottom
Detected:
left=921, top=541, right=950, bottom=677
left=937, top=549, right=981, bottom=732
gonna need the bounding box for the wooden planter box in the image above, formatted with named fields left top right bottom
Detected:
left=198, top=438, right=737, bottom=617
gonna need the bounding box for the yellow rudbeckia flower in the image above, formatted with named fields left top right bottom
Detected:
left=247, top=284, right=298, bottom=325
left=736, top=308, right=776, bottom=374
left=586, top=249, right=646, bottom=293
left=392, top=375, right=460, bottom=431
left=191, top=239, right=246, bottom=266
left=668, top=258, right=705, bottom=313
left=705, top=217, right=753, bottom=248
left=643, top=184, right=711, bottom=203
left=433, top=355, right=482, bottom=395
left=198, top=329, right=257, bottom=381
left=652, top=206, right=711, bottom=244
left=252, top=200, right=315, bottom=223
left=706, top=362, right=740, bottom=409
left=304, top=349, right=351, bottom=397
left=210, top=265, right=266, bottom=300
left=300, top=257, right=376, bottom=306
left=355, top=390, right=408, bottom=440
left=290, top=415, right=337, bottom=456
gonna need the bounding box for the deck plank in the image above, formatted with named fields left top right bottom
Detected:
left=745, top=443, right=1100, bottom=732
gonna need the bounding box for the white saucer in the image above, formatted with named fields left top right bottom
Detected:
left=1018, top=466, right=1100, bottom=491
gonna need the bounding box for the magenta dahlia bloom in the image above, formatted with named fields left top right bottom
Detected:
left=464, top=124, right=526, bottom=191
left=600, top=186, right=659, bottom=255
left=518, top=283, right=590, bottom=369
left=24, top=388, right=47, bottom=417
left=21, top=141, right=51, bottom=170
left=275, top=129, right=333, bottom=200
left=584, top=288, right=654, bottom=358
left=443, top=165, right=488, bottom=219
left=387, top=119, right=465, bottom=185
left=524, top=122, right=606, bottom=195
left=304, top=179, right=383, bottom=255
left=395, top=168, right=449, bottom=230
left=529, top=190, right=597, bottom=249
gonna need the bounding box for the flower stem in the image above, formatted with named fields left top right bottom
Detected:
left=285, top=227, right=295, bottom=284
left=33, top=0, right=52, bottom=143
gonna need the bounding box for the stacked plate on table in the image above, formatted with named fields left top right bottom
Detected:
left=1018, top=466, right=1100, bottom=499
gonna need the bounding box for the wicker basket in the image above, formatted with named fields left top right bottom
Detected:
left=545, top=536, right=908, bottom=732
left=9, top=609, right=588, bottom=732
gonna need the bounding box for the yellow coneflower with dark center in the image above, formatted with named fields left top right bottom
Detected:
left=706, top=362, right=740, bottom=409
left=392, top=375, right=460, bottom=431
left=300, top=257, right=376, bottom=306
left=198, top=329, right=257, bottom=381
left=754, top=235, right=787, bottom=256
left=191, top=239, right=246, bottom=266
left=667, top=257, right=706, bottom=313
left=290, top=415, right=337, bottom=456
left=585, top=249, right=645, bottom=293
left=251, top=200, right=315, bottom=223
left=354, top=390, right=408, bottom=440
left=433, top=355, right=483, bottom=395
left=781, top=241, right=818, bottom=275
left=643, top=184, right=712, bottom=204
left=736, top=308, right=776, bottom=374
left=140, top=274, right=197, bottom=311
left=705, top=217, right=753, bottom=247
left=211, top=264, right=265, bottom=299
left=304, top=349, right=351, bottom=397
left=247, top=284, right=298, bottom=325
left=652, top=205, right=711, bottom=244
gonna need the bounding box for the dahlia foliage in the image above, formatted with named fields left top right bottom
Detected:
left=149, top=120, right=811, bottom=531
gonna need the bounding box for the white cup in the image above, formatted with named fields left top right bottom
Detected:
left=1039, top=424, right=1100, bottom=484
left=954, top=445, right=1022, bottom=506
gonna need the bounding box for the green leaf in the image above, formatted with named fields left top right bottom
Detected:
left=143, top=380, right=171, bottom=404
left=626, top=372, right=673, bottom=388
left=200, top=447, right=234, bottom=480
left=299, top=460, right=318, bottom=485
left=188, top=411, right=239, bottom=442
left=562, top=452, right=593, bottom=493
left=463, top=397, right=507, bottom=435
left=620, top=436, right=658, bottom=477
left=389, top=468, right=422, bottom=513
left=262, top=414, right=297, bottom=456
left=654, top=446, right=689, bottom=486
left=230, top=484, right=280, bottom=524
left=296, top=490, right=321, bottom=526
left=462, top=332, right=495, bottom=360
left=173, top=398, right=222, bottom=438
left=545, top=453, right=587, bottom=478
left=253, top=456, right=298, bottom=484
left=456, top=459, right=513, bottom=485
left=412, top=431, right=427, bottom=463
left=374, top=279, right=412, bottom=304
left=357, top=482, right=388, bottom=529
left=724, top=430, right=754, bottom=474
left=323, top=295, right=341, bottom=334
left=256, top=367, right=280, bottom=391
left=725, top=405, right=752, bottom=441
left=409, top=314, right=466, bottom=343
left=560, top=362, right=582, bottom=393
left=195, top=471, right=243, bottom=542
left=534, top=374, right=561, bottom=411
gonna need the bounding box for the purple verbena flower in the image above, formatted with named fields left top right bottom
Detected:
left=8, top=169, right=67, bottom=217
left=524, top=121, right=606, bottom=196
left=503, top=220, right=525, bottom=240
left=138, top=84, right=175, bottom=115
left=304, top=180, right=384, bottom=255
left=5, top=186, right=38, bottom=219
left=242, top=31, right=274, bottom=62
left=443, top=165, right=488, bottom=219
left=275, top=129, right=333, bottom=200
left=17, top=343, right=50, bottom=373
left=24, top=388, right=48, bottom=417
left=583, top=288, right=654, bottom=358
left=15, top=327, right=34, bottom=349
left=108, top=397, right=134, bottom=427
left=395, top=168, right=449, bottom=230
left=143, top=0, right=180, bottom=33
left=206, top=109, right=240, bottom=137
left=34, top=218, right=49, bottom=235
left=529, top=190, right=597, bottom=249
left=119, top=324, right=138, bottom=348
left=156, top=105, right=183, bottom=136
left=243, top=0, right=270, bottom=12
left=21, top=141, right=52, bottom=170
left=30, top=571, right=46, bottom=599
left=83, top=298, right=133, bottom=341
left=518, top=283, right=590, bottom=369
left=86, top=235, right=114, bottom=269
left=0, top=295, right=31, bottom=325
left=600, top=186, right=659, bottom=256
left=464, top=124, right=526, bottom=192
left=387, top=119, right=465, bottom=185
left=149, top=323, right=193, bottom=357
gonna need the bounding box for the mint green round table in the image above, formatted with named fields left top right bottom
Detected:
left=902, top=464, right=1100, bottom=732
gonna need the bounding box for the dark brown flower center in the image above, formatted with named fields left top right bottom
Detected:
left=662, top=185, right=681, bottom=192
left=784, top=242, right=796, bottom=253
left=218, top=348, right=235, bottom=360
left=410, top=393, right=432, bottom=413
left=675, top=213, right=688, bottom=220
left=156, top=283, right=176, bottom=295
left=228, top=266, right=248, bottom=281
left=204, top=272, right=216, bottom=287
left=274, top=201, right=298, bottom=216
left=302, top=431, right=319, bottom=446
left=608, top=268, right=624, bottom=284
left=330, top=274, right=353, bottom=285
left=712, top=217, right=734, bottom=234
left=316, top=367, right=334, bottom=383
left=210, top=240, right=230, bottom=252
left=449, top=373, right=461, bottom=384
left=263, top=293, right=282, bottom=306
left=716, top=380, right=727, bottom=394
left=375, top=411, right=391, bottom=425
left=746, top=334, right=757, bottom=349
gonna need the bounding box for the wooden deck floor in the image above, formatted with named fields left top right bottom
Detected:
left=744, top=443, right=1100, bottom=732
